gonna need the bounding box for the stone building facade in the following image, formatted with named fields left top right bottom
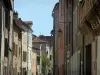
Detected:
left=78, top=0, right=100, bottom=75
left=0, top=0, right=14, bottom=75
left=53, top=0, right=100, bottom=75
left=52, top=2, right=59, bottom=75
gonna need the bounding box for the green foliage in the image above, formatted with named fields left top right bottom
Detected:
left=42, top=53, right=50, bottom=67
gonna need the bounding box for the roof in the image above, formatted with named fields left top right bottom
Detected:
left=39, top=35, right=52, bottom=45
left=32, top=46, right=40, bottom=50
left=24, top=21, right=33, bottom=25
left=14, top=18, right=33, bottom=32
left=13, top=12, right=33, bottom=32
left=32, top=34, right=37, bottom=40
left=13, top=19, right=27, bottom=31
left=33, top=37, right=48, bottom=43
left=33, top=34, right=37, bottom=37
left=23, top=21, right=33, bottom=32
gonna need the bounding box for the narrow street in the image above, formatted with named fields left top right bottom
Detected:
left=0, top=0, right=100, bottom=75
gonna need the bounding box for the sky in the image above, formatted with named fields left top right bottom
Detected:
left=14, top=0, right=59, bottom=36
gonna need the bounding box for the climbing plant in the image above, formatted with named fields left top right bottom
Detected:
left=41, top=53, right=51, bottom=75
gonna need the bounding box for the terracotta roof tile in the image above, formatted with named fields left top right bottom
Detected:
left=24, top=21, right=33, bottom=25
left=33, top=37, right=48, bottom=43
left=32, top=46, right=40, bottom=50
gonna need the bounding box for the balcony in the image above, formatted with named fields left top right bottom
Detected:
left=78, top=0, right=100, bottom=35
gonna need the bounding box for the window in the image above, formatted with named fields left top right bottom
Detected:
left=23, top=51, right=27, bottom=62
left=18, top=72, right=20, bottom=75
left=4, top=38, right=8, bottom=57
left=50, top=55, right=52, bottom=60
left=13, top=68, right=17, bottom=75
left=23, top=68, right=26, bottom=75
left=13, top=43, right=17, bottom=56
left=19, top=47, right=21, bottom=56
left=5, top=8, right=10, bottom=29
left=32, top=73, right=34, bottom=75
left=69, top=23, right=70, bottom=44
left=28, top=33, right=32, bottom=47
left=18, top=32, right=21, bottom=40
left=66, top=25, right=68, bottom=45
left=13, top=43, right=15, bottom=55
left=37, top=56, right=40, bottom=65
left=16, top=44, right=18, bottom=57
left=46, top=51, right=48, bottom=55
left=28, top=51, right=30, bottom=62
left=66, top=0, right=68, bottom=9
left=13, top=44, right=17, bottom=56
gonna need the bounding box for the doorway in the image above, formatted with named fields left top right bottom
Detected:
left=86, top=44, right=91, bottom=75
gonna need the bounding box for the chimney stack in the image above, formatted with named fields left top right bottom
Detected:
left=13, top=11, right=18, bottom=19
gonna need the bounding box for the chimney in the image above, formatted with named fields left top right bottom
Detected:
left=19, top=18, right=21, bottom=20
left=13, top=11, right=18, bottom=19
